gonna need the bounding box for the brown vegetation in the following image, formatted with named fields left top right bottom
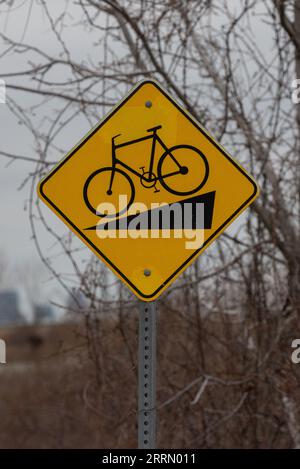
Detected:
left=0, top=302, right=299, bottom=448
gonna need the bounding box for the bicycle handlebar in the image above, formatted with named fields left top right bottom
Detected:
left=146, top=125, right=162, bottom=133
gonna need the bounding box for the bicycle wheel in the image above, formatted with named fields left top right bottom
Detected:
left=83, top=167, right=135, bottom=217
left=157, top=145, right=209, bottom=196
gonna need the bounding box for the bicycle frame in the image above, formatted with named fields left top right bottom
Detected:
left=84, top=126, right=209, bottom=216
left=111, top=128, right=181, bottom=184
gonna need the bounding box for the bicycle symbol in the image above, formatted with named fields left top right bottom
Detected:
left=83, top=125, right=209, bottom=218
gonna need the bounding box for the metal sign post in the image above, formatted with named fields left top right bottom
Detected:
left=138, top=301, right=157, bottom=449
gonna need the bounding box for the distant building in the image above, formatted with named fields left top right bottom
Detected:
left=0, top=290, right=25, bottom=325
left=66, top=290, right=87, bottom=314
left=33, top=303, right=54, bottom=323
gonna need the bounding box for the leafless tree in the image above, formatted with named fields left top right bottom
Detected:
left=1, top=0, right=300, bottom=448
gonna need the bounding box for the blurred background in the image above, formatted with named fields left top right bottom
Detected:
left=0, top=0, right=300, bottom=448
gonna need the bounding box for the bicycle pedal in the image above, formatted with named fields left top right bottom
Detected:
left=139, top=166, right=145, bottom=174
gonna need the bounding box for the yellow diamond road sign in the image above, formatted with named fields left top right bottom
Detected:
left=38, top=80, right=259, bottom=301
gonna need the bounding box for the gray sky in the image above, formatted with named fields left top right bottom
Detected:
left=0, top=1, right=82, bottom=306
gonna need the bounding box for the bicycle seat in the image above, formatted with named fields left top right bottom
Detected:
left=146, top=125, right=162, bottom=133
